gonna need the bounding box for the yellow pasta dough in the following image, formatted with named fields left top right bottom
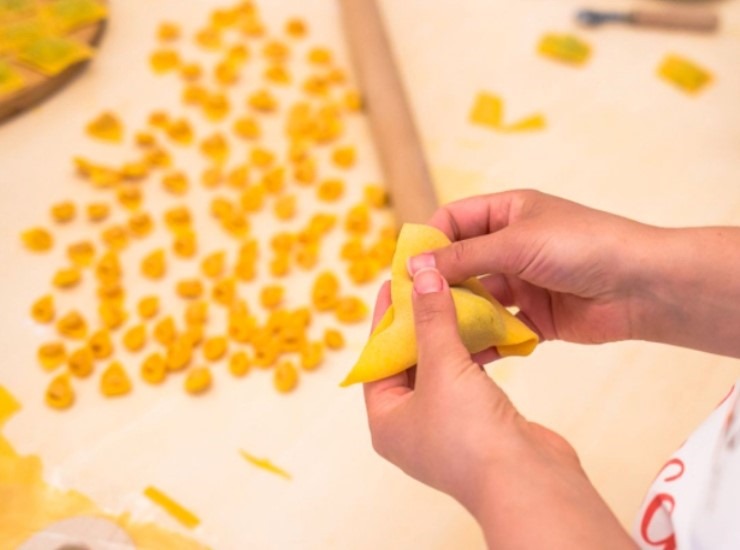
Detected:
left=341, top=224, right=538, bottom=386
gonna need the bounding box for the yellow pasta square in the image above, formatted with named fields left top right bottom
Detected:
left=538, top=33, right=591, bottom=65
left=42, top=0, right=108, bottom=34
left=0, top=0, right=36, bottom=23
left=0, top=19, right=46, bottom=56
left=16, top=35, right=92, bottom=76
left=469, top=92, right=503, bottom=128
left=658, top=54, right=712, bottom=94
left=0, top=60, right=25, bottom=95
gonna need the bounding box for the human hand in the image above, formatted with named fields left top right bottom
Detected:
left=363, top=271, right=634, bottom=548
left=410, top=189, right=656, bottom=345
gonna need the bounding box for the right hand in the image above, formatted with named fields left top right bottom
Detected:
left=409, top=190, right=657, bottom=346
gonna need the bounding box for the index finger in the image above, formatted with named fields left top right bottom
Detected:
left=427, top=190, right=525, bottom=241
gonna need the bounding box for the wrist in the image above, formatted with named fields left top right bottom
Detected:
left=621, top=225, right=674, bottom=343
left=464, top=426, right=635, bottom=549
left=629, top=227, right=740, bottom=357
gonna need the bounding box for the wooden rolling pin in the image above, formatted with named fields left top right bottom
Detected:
left=339, top=0, right=438, bottom=224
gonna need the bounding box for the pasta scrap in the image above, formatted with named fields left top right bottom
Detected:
left=239, top=450, right=292, bottom=480
left=469, top=91, right=546, bottom=133
left=143, top=486, right=200, bottom=529
left=538, top=33, right=591, bottom=65
left=658, top=54, right=712, bottom=94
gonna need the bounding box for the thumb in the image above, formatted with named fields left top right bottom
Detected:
left=411, top=267, right=471, bottom=387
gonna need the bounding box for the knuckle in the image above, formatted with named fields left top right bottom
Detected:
left=521, top=188, right=541, bottom=199
left=450, top=239, right=468, bottom=265
left=369, top=428, right=388, bottom=459
left=432, top=205, right=462, bottom=240
left=517, top=188, right=543, bottom=203
left=516, top=189, right=548, bottom=217
left=436, top=240, right=471, bottom=284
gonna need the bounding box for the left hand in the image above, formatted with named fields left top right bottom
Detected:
left=363, top=269, right=635, bottom=549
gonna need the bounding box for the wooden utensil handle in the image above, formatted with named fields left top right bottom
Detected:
left=339, top=0, right=438, bottom=224
left=631, top=10, right=719, bottom=32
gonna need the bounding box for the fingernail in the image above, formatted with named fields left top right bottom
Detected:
left=407, top=253, right=435, bottom=276
left=413, top=267, right=444, bottom=295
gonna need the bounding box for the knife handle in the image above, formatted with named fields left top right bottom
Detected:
left=631, top=10, right=719, bottom=33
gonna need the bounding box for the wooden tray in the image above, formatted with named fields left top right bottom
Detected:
left=0, top=3, right=107, bottom=123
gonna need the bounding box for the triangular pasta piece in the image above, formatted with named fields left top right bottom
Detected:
left=341, top=224, right=538, bottom=386
left=85, top=111, right=124, bottom=142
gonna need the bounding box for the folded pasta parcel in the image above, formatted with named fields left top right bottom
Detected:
left=341, top=224, right=538, bottom=386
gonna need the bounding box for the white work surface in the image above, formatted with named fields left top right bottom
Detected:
left=2, top=0, right=740, bottom=548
